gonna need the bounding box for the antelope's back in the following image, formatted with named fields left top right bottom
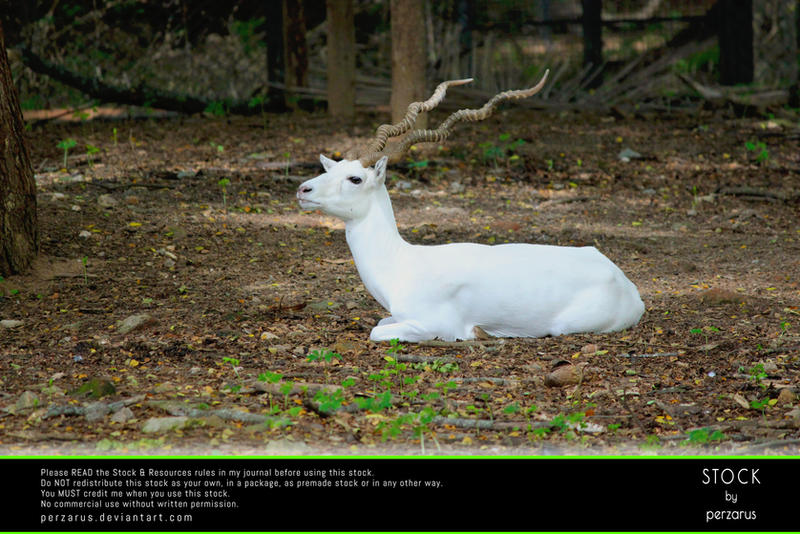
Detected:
left=423, top=242, right=643, bottom=335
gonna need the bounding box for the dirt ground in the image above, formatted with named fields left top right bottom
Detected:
left=1, top=106, right=799, bottom=455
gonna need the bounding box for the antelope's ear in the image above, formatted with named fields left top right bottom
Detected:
left=320, top=154, right=336, bottom=172
left=373, top=156, right=388, bottom=185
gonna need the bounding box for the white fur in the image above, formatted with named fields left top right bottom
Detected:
left=297, top=155, right=645, bottom=342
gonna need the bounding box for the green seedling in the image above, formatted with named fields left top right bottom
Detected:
left=479, top=133, right=525, bottom=166
left=740, top=363, right=768, bottom=390
left=283, top=151, right=291, bottom=178
left=57, top=138, right=77, bottom=169
left=205, top=101, right=226, bottom=116
left=378, top=406, right=439, bottom=453
left=641, top=434, right=661, bottom=450
left=354, top=390, right=393, bottom=413
left=222, top=356, right=241, bottom=379
left=218, top=178, right=231, bottom=212
left=690, top=325, right=720, bottom=348
left=386, top=338, right=405, bottom=356
left=407, top=159, right=429, bottom=173
left=307, top=348, right=342, bottom=384
left=312, top=388, right=345, bottom=414
left=683, top=427, right=727, bottom=446
left=85, top=144, right=99, bottom=168
left=749, top=397, right=770, bottom=417
left=779, top=321, right=790, bottom=336
left=112, top=127, right=118, bottom=146
left=744, top=140, right=769, bottom=163
left=307, top=348, right=342, bottom=364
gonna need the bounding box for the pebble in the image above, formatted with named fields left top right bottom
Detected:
left=16, top=391, right=40, bottom=411
left=777, top=388, right=796, bottom=406
left=153, top=382, right=175, bottom=394
left=618, top=148, right=642, bottom=162
left=85, top=401, right=111, bottom=422
left=117, top=313, right=154, bottom=334
left=111, top=407, right=135, bottom=423
left=142, top=416, right=190, bottom=434
left=1, top=319, right=24, bottom=329
left=761, top=360, right=778, bottom=373
left=97, top=194, right=118, bottom=208
left=78, top=230, right=92, bottom=239
left=545, top=363, right=588, bottom=387
left=449, top=181, right=465, bottom=194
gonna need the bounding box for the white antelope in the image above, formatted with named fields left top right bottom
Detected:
left=297, top=71, right=644, bottom=342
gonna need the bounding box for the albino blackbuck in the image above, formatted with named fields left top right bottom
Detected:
left=297, top=71, right=644, bottom=342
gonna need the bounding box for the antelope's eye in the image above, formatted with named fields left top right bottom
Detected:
left=348, top=176, right=363, bottom=185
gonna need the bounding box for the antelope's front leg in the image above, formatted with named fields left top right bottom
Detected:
left=370, top=319, right=431, bottom=342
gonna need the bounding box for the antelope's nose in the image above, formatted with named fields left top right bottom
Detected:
left=297, top=184, right=313, bottom=198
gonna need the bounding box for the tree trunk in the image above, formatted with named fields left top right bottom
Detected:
left=581, top=0, right=603, bottom=89
left=390, top=0, right=427, bottom=128
left=326, top=0, right=356, bottom=120
left=718, top=0, right=754, bottom=85
left=0, top=20, right=37, bottom=276
left=265, top=0, right=285, bottom=108
left=283, top=0, right=309, bottom=109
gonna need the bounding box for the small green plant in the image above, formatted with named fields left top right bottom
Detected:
left=222, top=356, right=241, bottom=379
left=386, top=338, right=405, bottom=356
left=283, top=151, right=291, bottom=179
left=690, top=325, right=720, bottom=348
left=205, top=101, right=227, bottom=116
left=210, top=142, right=225, bottom=153
left=378, top=406, right=439, bottom=453
left=741, top=363, right=768, bottom=390
left=744, top=140, right=769, bottom=163
left=749, top=397, right=770, bottom=417
left=640, top=434, right=661, bottom=450
left=232, top=17, right=266, bottom=55
left=479, top=133, right=526, bottom=166
left=407, top=159, right=429, bottom=173
left=85, top=144, right=100, bottom=168
left=354, top=390, right=393, bottom=413
left=683, top=427, right=727, bottom=446
left=112, top=127, right=118, bottom=146
left=307, top=348, right=343, bottom=364
left=779, top=321, right=790, bottom=336
left=313, top=387, right=345, bottom=414
left=258, top=370, right=284, bottom=412
left=307, top=348, right=343, bottom=384
left=222, top=356, right=242, bottom=393
left=218, top=178, right=231, bottom=212
left=57, top=138, right=77, bottom=169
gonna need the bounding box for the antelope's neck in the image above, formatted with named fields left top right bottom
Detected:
left=345, top=187, right=407, bottom=310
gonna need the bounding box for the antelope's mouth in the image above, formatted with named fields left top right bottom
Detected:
left=298, top=199, right=321, bottom=210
